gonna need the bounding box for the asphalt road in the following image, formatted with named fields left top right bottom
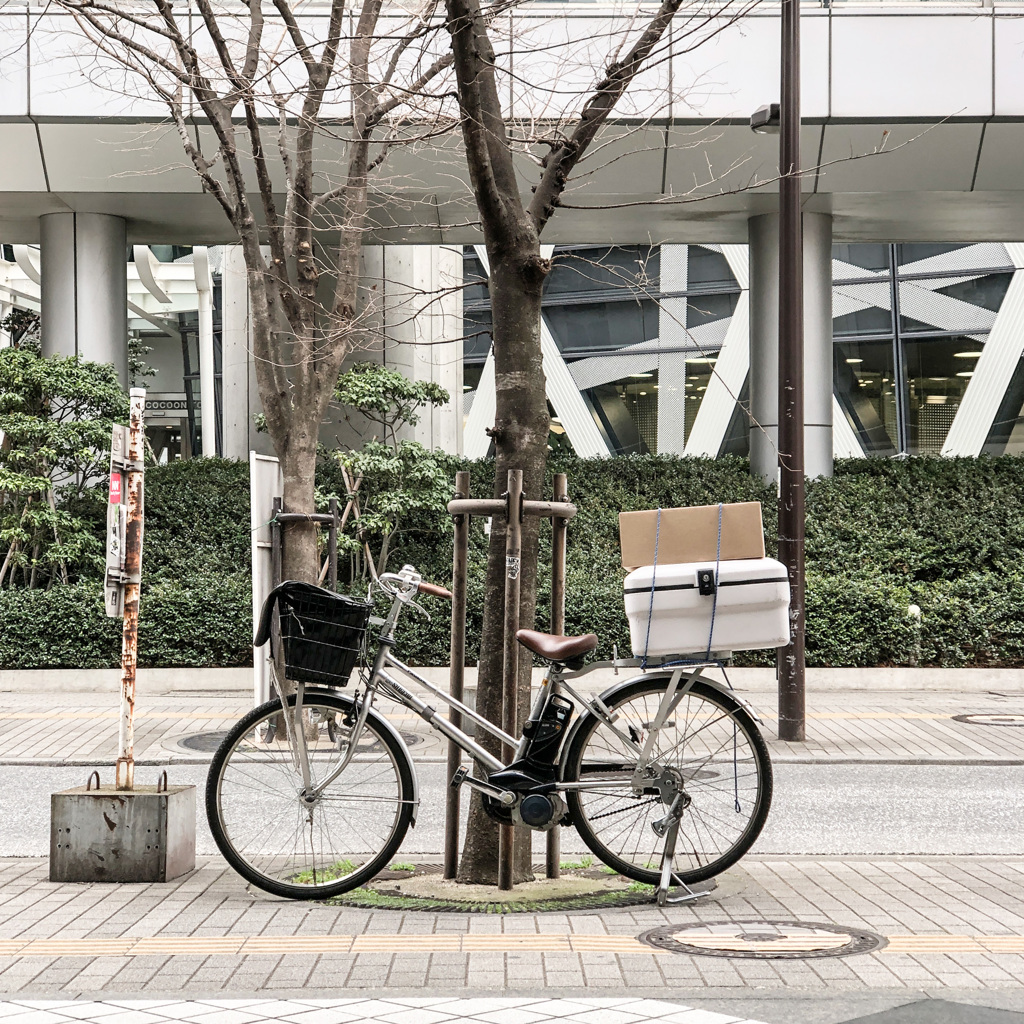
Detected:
left=3, top=762, right=1023, bottom=860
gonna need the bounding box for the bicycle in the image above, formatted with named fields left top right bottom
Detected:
left=206, top=564, right=773, bottom=903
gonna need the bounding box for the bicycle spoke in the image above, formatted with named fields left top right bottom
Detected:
left=566, top=679, right=771, bottom=886
left=209, top=695, right=412, bottom=898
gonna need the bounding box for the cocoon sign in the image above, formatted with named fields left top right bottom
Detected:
left=618, top=502, right=765, bottom=569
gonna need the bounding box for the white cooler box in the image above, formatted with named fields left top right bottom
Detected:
left=623, top=558, right=791, bottom=657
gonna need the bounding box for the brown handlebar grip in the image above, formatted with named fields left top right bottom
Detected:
left=418, top=581, right=453, bottom=600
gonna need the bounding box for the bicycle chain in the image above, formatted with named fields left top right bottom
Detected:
left=586, top=796, right=661, bottom=822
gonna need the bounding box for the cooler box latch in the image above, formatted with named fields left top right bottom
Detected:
left=697, top=568, right=717, bottom=596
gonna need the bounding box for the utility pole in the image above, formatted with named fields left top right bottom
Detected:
left=777, top=0, right=806, bottom=742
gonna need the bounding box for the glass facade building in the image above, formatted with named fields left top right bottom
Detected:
left=463, top=242, right=1024, bottom=460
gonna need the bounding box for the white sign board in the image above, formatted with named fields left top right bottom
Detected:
left=104, top=424, right=129, bottom=617
left=250, top=452, right=283, bottom=706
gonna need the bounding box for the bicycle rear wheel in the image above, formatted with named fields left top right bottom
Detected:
left=563, top=675, right=772, bottom=885
left=207, top=690, right=415, bottom=899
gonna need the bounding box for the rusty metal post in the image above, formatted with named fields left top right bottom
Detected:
left=328, top=497, right=339, bottom=592
left=777, top=0, right=806, bottom=741
left=115, top=388, right=146, bottom=792
left=545, top=473, right=569, bottom=879
left=444, top=470, right=471, bottom=879
left=498, top=469, right=523, bottom=891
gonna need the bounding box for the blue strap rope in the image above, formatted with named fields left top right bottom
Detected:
left=641, top=508, right=661, bottom=670
left=704, top=503, right=723, bottom=662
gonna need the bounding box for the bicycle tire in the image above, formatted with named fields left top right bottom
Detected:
left=207, top=690, right=416, bottom=900
left=563, top=675, right=772, bottom=885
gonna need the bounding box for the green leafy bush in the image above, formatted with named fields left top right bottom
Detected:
left=0, top=571, right=252, bottom=668
left=4, top=453, right=1024, bottom=668
left=0, top=347, right=128, bottom=588
left=913, top=572, right=1024, bottom=667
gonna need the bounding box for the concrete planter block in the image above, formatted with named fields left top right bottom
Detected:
left=50, top=784, right=196, bottom=883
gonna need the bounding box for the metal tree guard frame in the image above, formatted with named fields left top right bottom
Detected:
left=444, top=470, right=576, bottom=889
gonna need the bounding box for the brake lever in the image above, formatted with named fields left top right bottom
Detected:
left=406, top=598, right=430, bottom=621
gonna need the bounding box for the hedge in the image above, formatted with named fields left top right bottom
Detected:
left=3, top=454, right=1024, bottom=668
left=0, top=572, right=252, bottom=669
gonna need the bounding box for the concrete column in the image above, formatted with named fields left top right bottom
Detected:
left=193, top=247, right=217, bottom=456
left=383, top=245, right=463, bottom=453
left=40, top=212, right=128, bottom=385
left=221, top=246, right=250, bottom=460
left=657, top=244, right=689, bottom=455
left=748, top=212, right=833, bottom=481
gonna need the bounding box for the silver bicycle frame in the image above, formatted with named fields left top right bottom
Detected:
left=283, top=572, right=735, bottom=801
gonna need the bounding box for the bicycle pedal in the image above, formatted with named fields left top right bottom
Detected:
left=450, top=766, right=470, bottom=790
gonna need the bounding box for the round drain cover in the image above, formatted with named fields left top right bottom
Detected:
left=179, top=731, right=230, bottom=753
left=953, top=713, right=1024, bottom=728
left=178, top=729, right=422, bottom=753
left=640, top=920, right=887, bottom=959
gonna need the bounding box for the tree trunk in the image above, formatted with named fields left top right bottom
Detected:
left=457, top=248, right=550, bottom=885
left=277, top=424, right=320, bottom=585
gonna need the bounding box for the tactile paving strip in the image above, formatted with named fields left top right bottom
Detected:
left=1, top=931, right=1022, bottom=959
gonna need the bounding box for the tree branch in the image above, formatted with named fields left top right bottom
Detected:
left=526, top=0, right=685, bottom=232
left=444, top=0, right=521, bottom=242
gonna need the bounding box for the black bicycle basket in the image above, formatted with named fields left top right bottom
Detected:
left=254, top=580, right=373, bottom=687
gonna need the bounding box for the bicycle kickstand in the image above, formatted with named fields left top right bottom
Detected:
left=655, top=818, right=718, bottom=907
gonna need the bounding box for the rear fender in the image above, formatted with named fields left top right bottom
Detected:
left=557, top=669, right=741, bottom=780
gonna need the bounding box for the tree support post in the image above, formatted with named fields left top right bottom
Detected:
left=445, top=473, right=578, bottom=888
left=444, top=471, right=471, bottom=879
left=545, top=473, right=569, bottom=879
left=115, top=388, right=146, bottom=792
left=498, top=469, right=524, bottom=891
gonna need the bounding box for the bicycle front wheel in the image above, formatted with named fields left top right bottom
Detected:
left=563, top=676, right=772, bottom=885
left=207, top=690, right=415, bottom=899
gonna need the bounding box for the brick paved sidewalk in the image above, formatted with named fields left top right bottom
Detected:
left=1, top=856, right=1023, bottom=1006
left=2, top=686, right=1023, bottom=765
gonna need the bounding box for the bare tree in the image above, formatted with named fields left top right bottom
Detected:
left=444, top=0, right=757, bottom=883
left=53, top=0, right=456, bottom=581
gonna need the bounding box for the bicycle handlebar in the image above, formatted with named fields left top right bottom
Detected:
left=374, top=568, right=452, bottom=604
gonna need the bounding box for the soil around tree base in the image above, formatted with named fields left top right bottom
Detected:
left=325, top=864, right=660, bottom=913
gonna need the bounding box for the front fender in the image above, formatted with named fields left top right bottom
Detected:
left=302, top=687, right=420, bottom=826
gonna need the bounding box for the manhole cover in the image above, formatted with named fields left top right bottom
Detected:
left=179, top=732, right=230, bottom=753
left=640, top=920, right=887, bottom=959
left=177, top=730, right=422, bottom=753
left=953, top=713, right=1024, bottom=728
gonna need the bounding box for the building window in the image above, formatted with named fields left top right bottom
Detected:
left=833, top=243, right=1017, bottom=457
left=834, top=338, right=899, bottom=455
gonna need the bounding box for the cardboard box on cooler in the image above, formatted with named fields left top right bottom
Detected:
left=618, top=502, right=765, bottom=570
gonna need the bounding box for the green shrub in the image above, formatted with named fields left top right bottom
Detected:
left=804, top=572, right=917, bottom=667
left=0, top=584, right=121, bottom=668
left=914, top=572, right=1024, bottom=667
left=144, top=458, right=252, bottom=577
left=5, top=453, right=1024, bottom=669
left=0, top=572, right=253, bottom=669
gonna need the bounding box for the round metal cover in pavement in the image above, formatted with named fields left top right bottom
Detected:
left=640, top=920, right=887, bottom=959
left=953, top=713, right=1024, bottom=727
left=178, top=730, right=422, bottom=753
left=179, top=732, right=230, bottom=753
